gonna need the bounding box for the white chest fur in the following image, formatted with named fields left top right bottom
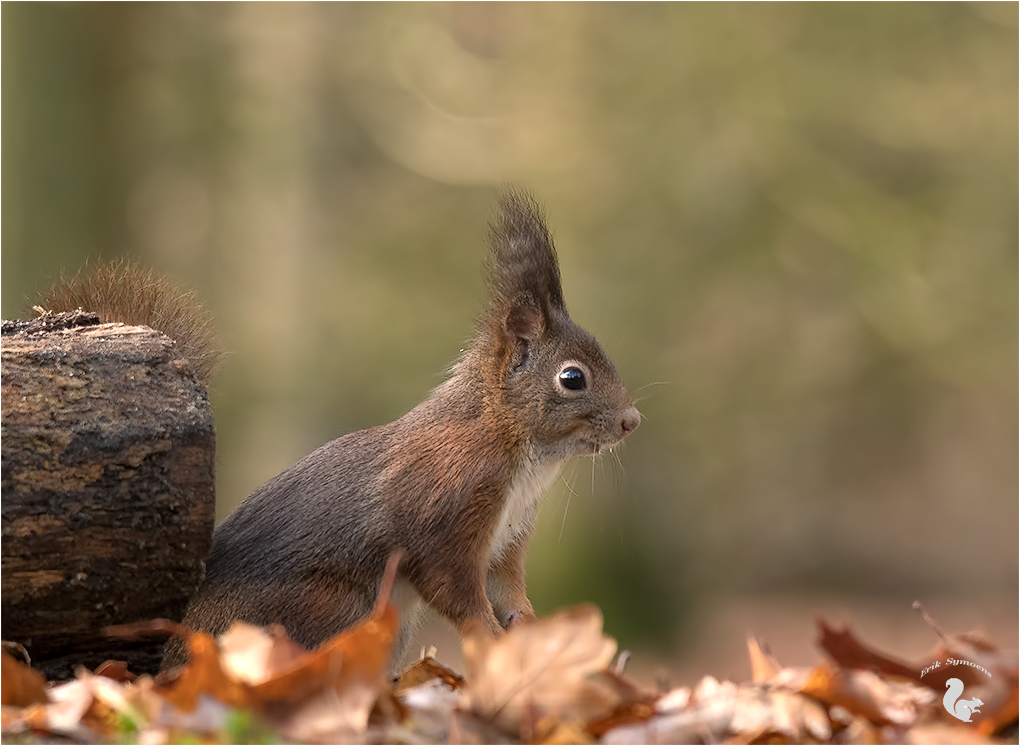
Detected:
left=489, top=457, right=562, bottom=563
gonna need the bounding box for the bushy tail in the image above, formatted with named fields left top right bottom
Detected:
left=41, top=261, right=221, bottom=386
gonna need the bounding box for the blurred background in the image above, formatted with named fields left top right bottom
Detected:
left=3, top=3, right=1016, bottom=678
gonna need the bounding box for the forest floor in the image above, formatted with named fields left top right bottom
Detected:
left=2, top=567, right=1017, bottom=745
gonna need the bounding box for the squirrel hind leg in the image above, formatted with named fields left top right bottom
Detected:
left=390, top=580, right=426, bottom=671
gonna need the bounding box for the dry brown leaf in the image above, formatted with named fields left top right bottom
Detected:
left=601, top=677, right=832, bottom=745
left=93, top=659, right=137, bottom=684
left=818, top=615, right=1019, bottom=735
left=107, top=555, right=404, bottom=741
left=0, top=651, right=48, bottom=708
left=151, top=683, right=234, bottom=734
left=587, top=701, right=656, bottom=738
left=602, top=676, right=736, bottom=744
left=655, top=686, right=692, bottom=714
left=157, top=629, right=250, bottom=712
left=6, top=590, right=1014, bottom=745
left=277, top=687, right=380, bottom=743
left=817, top=619, right=919, bottom=681
left=252, top=554, right=401, bottom=739
left=79, top=671, right=156, bottom=737
left=30, top=679, right=94, bottom=735
left=0, top=710, right=28, bottom=735
left=3, top=672, right=138, bottom=742
left=914, top=632, right=1018, bottom=735
left=839, top=714, right=882, bottom=745
left=218, top=621, right=309, bottom=685
left=399, top=678, right=461, bottom=744
left=977, top=679, right=1018, bottom=738
left=733, top=688, right=830, bottom=743
left=369, top=687, right=409, bottom=727
left=800, top=661, right=934, bottom=728
left=905, top=722, right=996, bottom=744
left=584, top=669, right=660, bottom=737
left=250, top=604, right=396, bottom=707
left=539, top=720, right=597, bottom=744
left=747, top=638, right=782, bottom=684
left=1, top=641, right=31, bottom=667
left=598, top=668, right=660, bottom=707
left=724, top=729, right=794, bottom=745
left=396, top=656, right=465, bottom=693
left=461, top=603, right=618, bottom=735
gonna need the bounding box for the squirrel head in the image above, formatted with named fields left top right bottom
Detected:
left=471, top=190, right=640, bottom=460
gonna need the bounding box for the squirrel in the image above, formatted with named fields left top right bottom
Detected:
left=943, top=678, right=983, bottom=723
left=40, top=190, right=641, bottom=668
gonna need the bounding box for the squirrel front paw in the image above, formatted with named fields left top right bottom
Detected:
left=502, top=609, right=537, bottom=628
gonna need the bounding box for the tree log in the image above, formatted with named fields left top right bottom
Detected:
left=1, top=313, right=215, bottom=679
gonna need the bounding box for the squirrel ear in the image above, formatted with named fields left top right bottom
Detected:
left=504, top=304, right=543, bottom=342
left=485, top=189, right=566, bottom=328
left=501, top=303, right=542, bottom=372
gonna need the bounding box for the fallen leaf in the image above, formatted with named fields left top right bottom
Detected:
left=1, top=641, right=31, bottom=667
left=906, top=722, right=996, bottom=744
left=539, top=720, right=596, bottom=744
left=915, top=632, right=1018, bottom=734
left=585, top=669, right=659, bottom=737
left=839, top=714, right=881, bottom=745
left=586, top=701, right=656, bottom=738
left=396, top=656, right=465, bottom=693
left=93, top=659, right=137, bottom=684
left=747, top=638, right=782, bottom=684
left=461, top=604, right=618, bottom=735
left=977, top=679, right=1018, bottom=738
left=1, top=651, right=48, bottom=707
left=44, top=680, right=96, bottom=732
left=800, top=661, right=934, bottom=727
left=818, top=615, right=1019, bottom=734
left=400, top=679, right=461, bottom=743
left=817, top=619, right=919, bottom=680
left=218, top=621, right=308, bottom=685
left=253, top=553, right=401, bottom=739
left=602, top=676, right=737, bottom=744
left=157, top=629, right=250, bottom=712
left=729, top=687, right=830, bottom=743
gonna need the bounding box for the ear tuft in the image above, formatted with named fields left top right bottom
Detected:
left=485, top=188, right=565, bottom=318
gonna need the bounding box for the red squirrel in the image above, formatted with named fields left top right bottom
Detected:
left=43, top=190, right=640, bottom=667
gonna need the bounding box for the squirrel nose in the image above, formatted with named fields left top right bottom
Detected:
left=620, top=406, right=641, bottom=437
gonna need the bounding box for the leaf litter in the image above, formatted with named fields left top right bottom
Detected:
left=2, top=574, right=1016, bottom=744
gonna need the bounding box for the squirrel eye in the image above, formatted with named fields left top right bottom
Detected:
left=558, top=366, right=587, bottom=392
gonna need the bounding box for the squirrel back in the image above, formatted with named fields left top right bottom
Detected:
left=41, top=262, right=220, bottom=386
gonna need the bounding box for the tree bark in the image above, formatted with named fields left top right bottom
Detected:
left=1, top=313, right=215, bottom=679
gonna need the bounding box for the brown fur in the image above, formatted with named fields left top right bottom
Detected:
left=54, top=192, right=641, bottom=669
left=41, top=261, right=220, bottom=386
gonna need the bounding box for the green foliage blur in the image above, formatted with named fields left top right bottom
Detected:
left=3, top=3, right=1016, bottom=654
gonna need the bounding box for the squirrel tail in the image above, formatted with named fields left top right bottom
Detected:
left=40, top=261, right=221, bottom=386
